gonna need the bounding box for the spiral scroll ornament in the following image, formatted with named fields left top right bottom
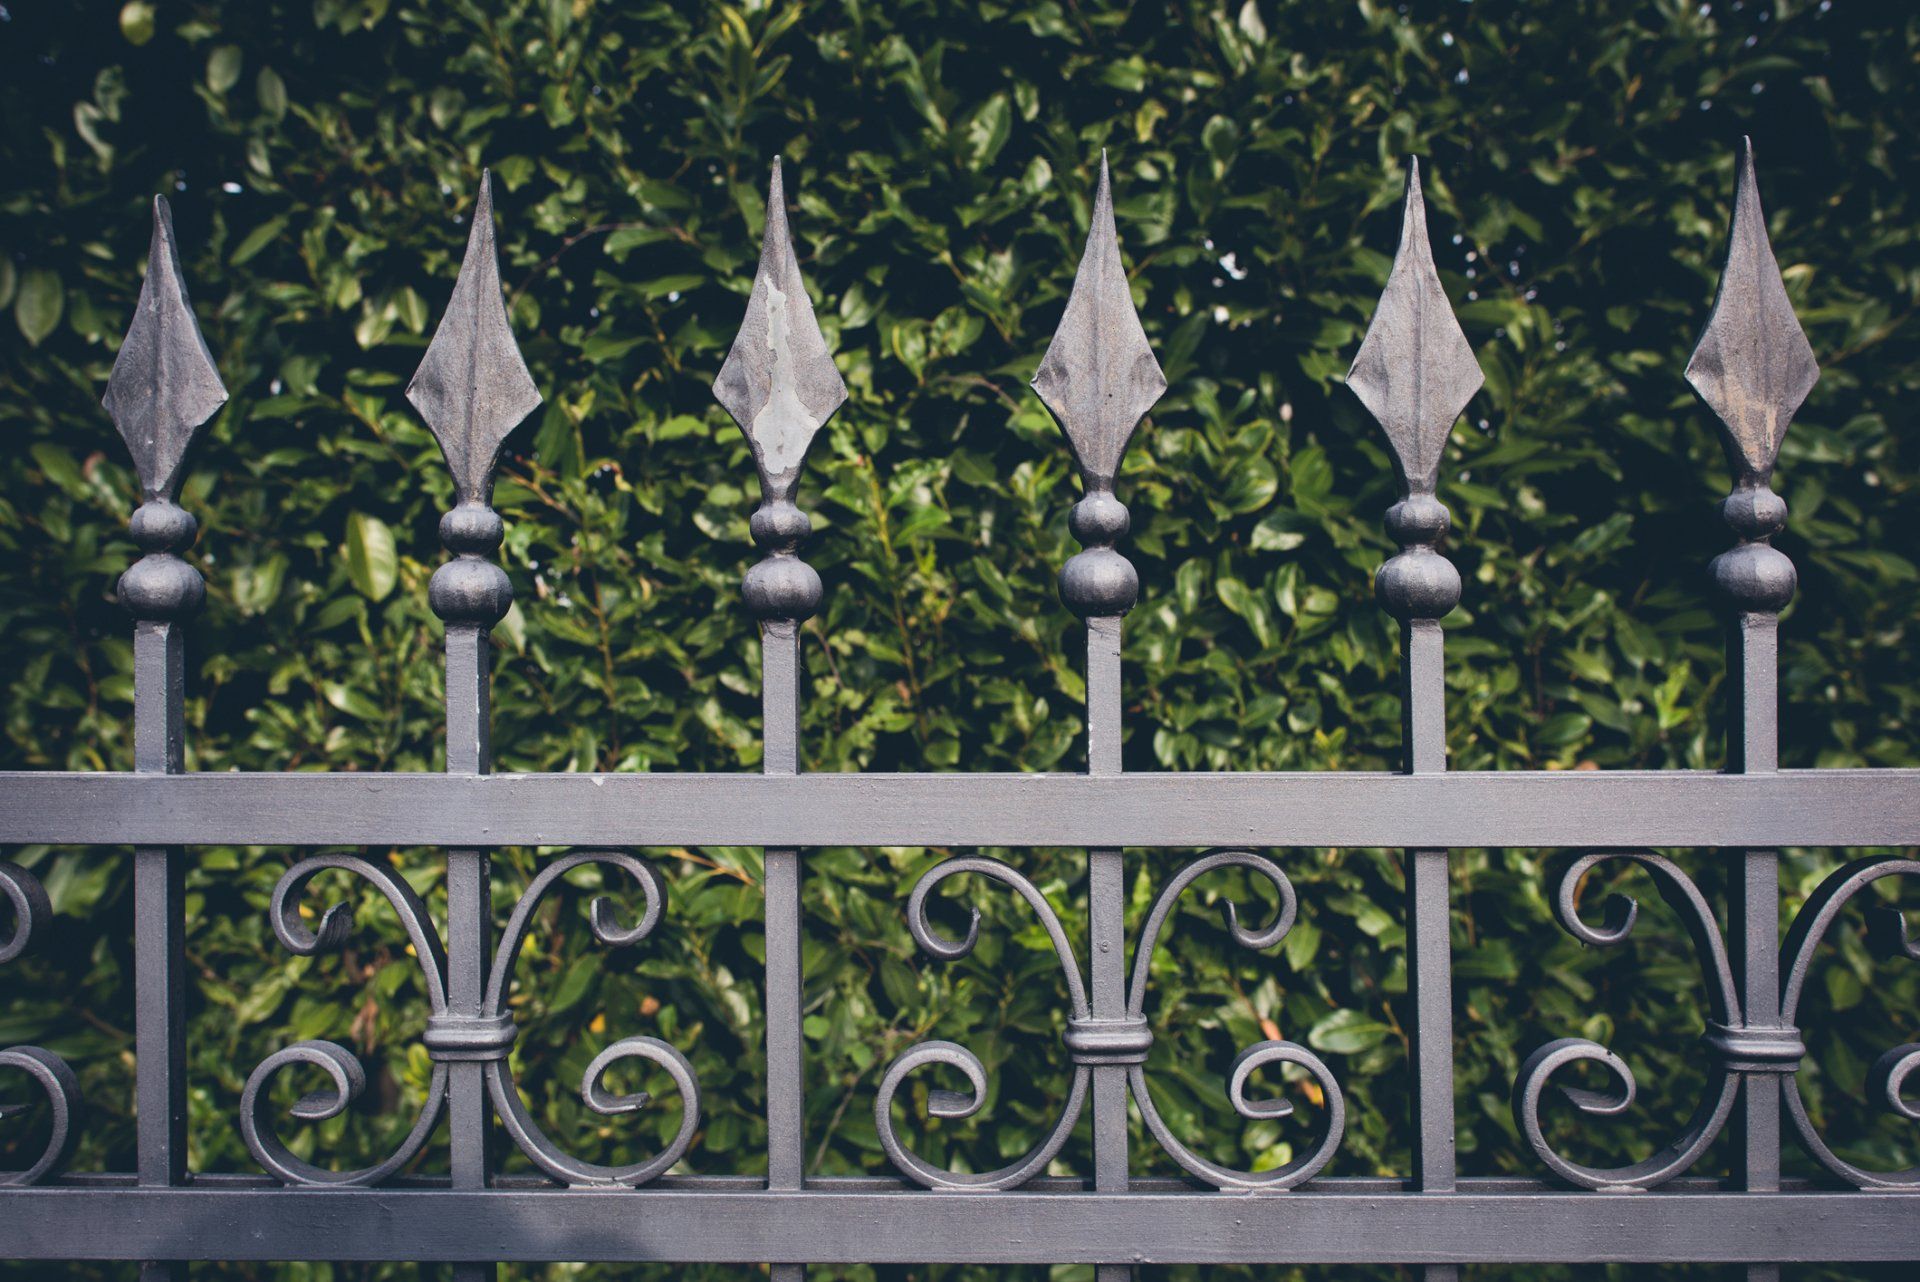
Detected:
left=879, top=851, right=1345, bottom=1192
left=1511, top=852, right=1751, bottom=1191
left=241, top=849, right=694, bottom=1187
left=480, top=850, right=700, bottom=1188
left=239, top=854, right=452, bottom=1185
left=0, top=863, right=82, bottom=1187
left=875, top=857, right=1093, bottom=1190
left=1127, top=850, right=1344, bottom=1190
left=1779, top=856, right=1920, bottom=1189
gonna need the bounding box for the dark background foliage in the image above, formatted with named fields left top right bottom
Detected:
left=2, top=0, right=1917, bottom=1279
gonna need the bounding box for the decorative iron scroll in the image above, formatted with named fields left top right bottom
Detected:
left=480, top=851, right=699, bottom=1188
left=0, top=862, right=81, bottom=1186
left=875, top=857, right=1094, bottom=1190
left=1511, top=852, right=1747, bottom=1191
left=877, top=849, right=1344, bottom=1191
left=1127, top=851, right=1344, bottom=1190
left=1779, top=856, right=1920, bottom=1189
left=241, top=849, right=692, bottom=1187
left=239, top=853, right=452, bottom=1185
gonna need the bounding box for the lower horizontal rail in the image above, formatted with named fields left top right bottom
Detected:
left=0, top=768, right=1915, bottom=849
left=0, top=1185, right=1915, bottom=1264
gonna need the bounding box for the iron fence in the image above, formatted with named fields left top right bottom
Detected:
left=1, top=139, right=1917, bottom=1279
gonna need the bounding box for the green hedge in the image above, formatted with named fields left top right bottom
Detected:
left=2, top=2, right=1917, bottom=1279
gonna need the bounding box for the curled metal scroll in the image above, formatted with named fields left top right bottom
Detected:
left=1778, top=856, right=1920, bottom=1189
left=875, top=856, right=1092, bottom=1190
left=1127, top=850, right=1345, bottom=1190
left=1512, top=851, right=1742, bottom=1190
left=0, top=863, right=82, bottom=1186
left=240, top=853, right=450, bottom=1185
left=482, top=850, right=699, bottom=1187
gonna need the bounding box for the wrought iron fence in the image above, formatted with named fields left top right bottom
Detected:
left=1, top=138, right=1917, bottom=1278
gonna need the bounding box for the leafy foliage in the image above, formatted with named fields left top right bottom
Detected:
left=2, top=2, right=1918, bottom=1280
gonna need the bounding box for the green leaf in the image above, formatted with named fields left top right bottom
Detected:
left=207, top=45, right=243, bottom=95
left=119, top=2, right=156, bottom=45
left=256, top=66, right=287, bottom=119
left=1308, top=1009, right=1392, bottom=1055
left=15, top=269, right=62, bottom=346
left=345, top=511, right=397, bottom=601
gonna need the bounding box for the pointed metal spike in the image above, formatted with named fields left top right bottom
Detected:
left=713, top=157, right=848, bottom=501
left=102, top=196, right=229, bottom=502
left=406, top=172, right=542, bottom=502
left=1031, top=152, right=1167, bottom=489
left=1346, top=159, right=1483, bottom=496
left=1685, top=138, right=1818, bottom=483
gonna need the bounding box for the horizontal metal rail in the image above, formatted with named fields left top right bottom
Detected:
left=0, top=1182, right=1916, bottom=1264
left=1, top=768, right=1914, bottom=849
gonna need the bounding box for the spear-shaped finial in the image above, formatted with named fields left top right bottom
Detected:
left=713, top=157, right=847, bottom=622
left=1031, top=151, right=1167, bottom=618
left=104, top=196, right=229, bottom=623
left=408, top=172, right=541, bottom=629
left=1687, top=138, right=1817, bottom=617
left=1348, top=158, right=1483, bottom=622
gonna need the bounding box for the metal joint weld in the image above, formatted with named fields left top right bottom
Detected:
left=1064, top=1016, right=1152, bottom=1066
left=1702, top=1021, right=1805, bottom=1074
left=424, top=1012, right=519, bottom=1062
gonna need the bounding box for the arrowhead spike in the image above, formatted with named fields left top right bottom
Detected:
left=713, top=157, right=848, bottom=502
left=102, top=196, right=229, bottom=502
left=406, top=171, right=542, bottom=503
left=1684, top=138, right=1818, bottom=483
left=1030, top=151, right=1167, bottom=489
left=1346, top=158, right=1483, bottom=496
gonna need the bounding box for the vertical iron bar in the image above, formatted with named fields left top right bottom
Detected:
left=1726, top=618, right=1782, bottom=1282
left=1684, top=138, right=1817, bottom=1282
left=1346, top=158, right=1482, bottom=1282
left=1087, top=617, right=1130, bottom=1282
left=445, top=626, right=496, bottom=1282
left=765, top=621, right=807, bottom=1282
left=104, top=195, right=228, bottom=1282
left=1029, top=151, right=1166, bottom=1282
left=135, top=622, right=189, bottom=1282
left=1403, top=620, right=1455, bottom=1200
left=712, top=157, right=846, bottom=1282
left=407, top=170, right=543, bottom=1282
left=1405, top=625, right=1459, bottom=1282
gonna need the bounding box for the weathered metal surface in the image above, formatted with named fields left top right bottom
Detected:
left=1347, top=159, right=1482, bottom=501
left=1032, top=152, right=1165, bottom=492
left=1033, top=151, right=1165, bottom=620
left=1686, top=138, right=1818, bottom=487
left=103, top=197, right=228, bottom=505
left=407, top=171, right=542, bottom=506
left=2, top=148, right=1918, bottom=1277
left=713, top=157, right=847, bottom=508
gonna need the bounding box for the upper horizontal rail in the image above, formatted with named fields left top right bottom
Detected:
left=0, top=768, right=1913, bottom=849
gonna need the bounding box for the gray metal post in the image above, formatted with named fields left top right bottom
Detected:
left=1348, top=157, right=1483, bottom=1282
left=713, top=156, right=848, bottom=1282
left=1032, top=151, right=1168, bottom=1282
left=1686, top=137, right=1820, bottom=1282
left=407, top=169, right=544, bottom=1282
left=102, top=194, right=229, bottom=1282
